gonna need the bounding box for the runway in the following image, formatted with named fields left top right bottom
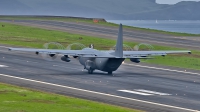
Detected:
left=0, top=19, right=200, bottom=50
left=0, top=47, right=200, bottom=112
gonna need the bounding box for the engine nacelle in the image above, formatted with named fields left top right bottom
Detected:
left=73, top=56, right=78, bottom=58
left=36, top=52, right=39, bottom=55
left=61, top=55, right=71, bottom=62
left=35, top=52, right=56, bottom=57
left=49, top=54, right=56, bottom=57
left=130, top=58, right=140, bottom=63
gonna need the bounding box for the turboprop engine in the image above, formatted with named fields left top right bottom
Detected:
left=36, top=52, right=57, bottom=61
left=61, top=55, right=71, bottom=62
left=130, top=58, right=140, bottom=63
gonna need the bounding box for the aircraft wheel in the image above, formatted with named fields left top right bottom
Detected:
left=88, top=68, right=94, bottom=74
left=108, top=71, right=112, bottom=75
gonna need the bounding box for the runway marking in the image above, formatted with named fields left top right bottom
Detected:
left=0, top=74, right=198, bottom=112
left=0, top=65, right=8, bottom=67
left=134, top=89, right=171, bottom=96
left=124, top=63, right=200, bottom=76
left=118, top=90, right=153, bottom=96
left=118, top=89, right=171, bottom=96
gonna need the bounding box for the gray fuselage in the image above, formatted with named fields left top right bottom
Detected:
left=79, top=57, right=125, bottom=73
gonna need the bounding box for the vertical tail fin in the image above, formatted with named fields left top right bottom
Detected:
left=115, top=24, right=123, bottom=58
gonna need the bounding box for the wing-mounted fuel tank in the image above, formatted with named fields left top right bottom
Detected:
left=61, top=55, right=71, bottom=62
left=130, top=58, right=140, bottom=63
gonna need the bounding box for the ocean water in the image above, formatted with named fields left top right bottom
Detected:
left=107, top=20, right=200, bottom=34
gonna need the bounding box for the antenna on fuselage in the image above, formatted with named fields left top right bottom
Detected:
left=89, top=44, right=94, bottom=49
left=114, top=24, right=123, bottom=58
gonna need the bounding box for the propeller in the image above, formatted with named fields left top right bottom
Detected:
left=110, top=44, right=133, bottom=51
left=40, top=53, right=57, bottom=61
left=66, top=43, right=86, bottom=50
left=40, top=42, right=65, bottom=61
left=133, top=43, right=154, bottom=62
left=133, top=43, right=154, bottom=51
left=66, top=43, right=86, bottom=59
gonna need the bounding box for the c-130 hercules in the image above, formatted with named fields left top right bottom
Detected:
left=9, top=24, right=191, bottom=75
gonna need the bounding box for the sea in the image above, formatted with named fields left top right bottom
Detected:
left=107, top=20, right=200, bottom=34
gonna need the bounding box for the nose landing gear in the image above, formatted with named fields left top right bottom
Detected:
left=85, top=60, right=95, bottom=74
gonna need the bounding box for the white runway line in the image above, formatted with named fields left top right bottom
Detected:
left=118, top=90, right=153, bottom=96
left=124, top=63, right=200, bottom=76
left=0, top=65, right=8, bottom=68
left=134, top=89, right=171, bottom=96
left=118, top=89, right=171, bottom=96
left=0, top=73, right=198, bottom=112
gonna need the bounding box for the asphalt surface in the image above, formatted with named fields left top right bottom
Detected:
left=0, top=47, right=200, bottom=112
left=0, top=19, right=200, bottom=50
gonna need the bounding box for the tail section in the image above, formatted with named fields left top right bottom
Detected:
left=115, top=24, right=123, bottom=58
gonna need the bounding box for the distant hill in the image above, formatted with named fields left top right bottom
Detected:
left=0, top=0, right=200, bottom=20
left=128, top=1, right=200, bottom=20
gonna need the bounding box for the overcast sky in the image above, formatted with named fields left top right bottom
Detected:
left=156, top=0, right=200, bottom=4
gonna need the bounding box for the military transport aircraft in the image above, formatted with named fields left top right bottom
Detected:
left=9, top=24, right=191, bottom=74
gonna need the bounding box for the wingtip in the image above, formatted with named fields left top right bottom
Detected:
left=8, top=48, right=12, bottom=51
left=188, top=52, right=192, bottom=54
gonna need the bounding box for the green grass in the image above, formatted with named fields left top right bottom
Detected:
left=1, top=16, right=200, bottom=36
left=144, top=54, right=200, bottom=70
left=0, top=22, right=116, bottom=49
left=0, top=22, right=200, bottom=70
left=0, top=83, right=140, bottom=112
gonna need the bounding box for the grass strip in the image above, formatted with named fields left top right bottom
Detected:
left=0, top=22, right=200, bottom=70
left=0, top=83, right=140, bottom=112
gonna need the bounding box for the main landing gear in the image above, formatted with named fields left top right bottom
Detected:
left=88, top=68, right=94, bottom=74
left=108, top=71, right=113, bottom=75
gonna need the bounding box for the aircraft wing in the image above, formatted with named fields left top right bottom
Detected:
left=8, top=48, right=116, bottom=58
left=123, top=50, right=191, bottom=58
left=9, top=48, right=191, bottom=58
left=9, top=48, right=93, bottom=55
